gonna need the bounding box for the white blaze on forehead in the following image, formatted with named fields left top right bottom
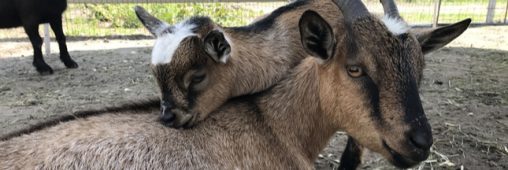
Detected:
left=151, top=22, right=196, bottom=65
left=381, top=15, right=410, bottom=35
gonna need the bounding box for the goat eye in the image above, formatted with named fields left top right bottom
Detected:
left=191, top=74, right=206, bottom=84
left=347, top=65, right=363, bottom=77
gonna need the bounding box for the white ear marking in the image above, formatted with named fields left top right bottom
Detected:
left=219, top=51, right=230, bottom=64
left=203, top=29, right=232, bottom=64
left=219, top=31, right=231, bottom=64
left=382, top=15, right=410, bottom=35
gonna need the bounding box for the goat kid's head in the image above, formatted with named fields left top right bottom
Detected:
left=299, top=0, right=470, bottom=168
left=135, top=6, right=232, bottom=128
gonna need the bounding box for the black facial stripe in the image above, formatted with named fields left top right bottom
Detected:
left=154, top=65, right=176, bottom=107
left=161, top=86, right=173, bottom=104
left=187, top=83, right=198, bottom=108
left=186, top=64, right=206, bottom=108
left=401, top=78, right=425, bottom=124
left=347, top=24, right=382, bottom=123
left=362, top=76, right=382, bottom=124
left=392, top=45, right=426, bottom=125
left=231, top=0, right=307, bottom=33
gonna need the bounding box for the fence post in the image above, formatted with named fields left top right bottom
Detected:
left=432, top=0, right=442, bottom=28
left=486, top=0, right=496, bottom=23
left=43, top=24, right=51, bottom=57
left=504, top=0, right=508, bottom=23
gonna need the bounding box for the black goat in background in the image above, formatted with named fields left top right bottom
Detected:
left=0, top=0, right=78, bottom=75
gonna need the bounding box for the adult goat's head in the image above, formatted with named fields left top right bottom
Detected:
left=298, top=0, right=470, bottom=168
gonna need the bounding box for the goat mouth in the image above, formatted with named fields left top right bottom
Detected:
left=382, top=140, right=421, bottom=168
left=159, top=108, right=194, bottom=128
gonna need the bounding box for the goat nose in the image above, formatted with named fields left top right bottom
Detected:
left=160, top=102, right=175, bottom=123
left=160, top=106, right=175, bottom=123
left=409, top=129, right=433, bottom=150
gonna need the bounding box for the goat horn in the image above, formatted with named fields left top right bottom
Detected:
left=380, top=0, right=401, bottom=19
left=332, top=0, right=369, bottom=22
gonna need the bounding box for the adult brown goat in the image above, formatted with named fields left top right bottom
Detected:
left=138, top=0, right=469, bottom=168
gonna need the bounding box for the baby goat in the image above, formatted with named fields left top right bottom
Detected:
left=134, top=0, right=343, bottom=128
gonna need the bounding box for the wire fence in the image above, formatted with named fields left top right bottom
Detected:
left=0, top=0, right=507, bottom=39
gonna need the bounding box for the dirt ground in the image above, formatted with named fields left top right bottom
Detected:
left=0, top=26, right=507, bottom=169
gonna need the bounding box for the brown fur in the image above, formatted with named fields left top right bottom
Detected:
left=0, top=99, right=159, bottom=141
left=148, top=0, right=345, bottom=127
left=147, top=0, right=470, bottom=166
left=0, top=0, right=471, bottom=168
left=0, top=57, right=351, bottom=169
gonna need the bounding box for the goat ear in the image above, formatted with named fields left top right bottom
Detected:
left=299, top=10, right=335, bottom=61
left=415, top=18, right=471, bottom=54
left=134, top=6, right=170, bottom=37
left=204, top=30, right=231, bottom=64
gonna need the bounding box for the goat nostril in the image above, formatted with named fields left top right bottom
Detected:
left=409, top=131, right=433, bottom=150
left=160, top=107, right=176, bottom=124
